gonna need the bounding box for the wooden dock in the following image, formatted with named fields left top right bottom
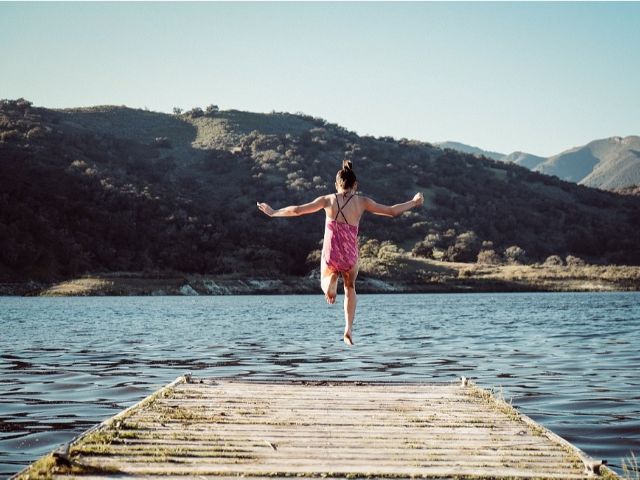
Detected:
left=15, top=375, right=616, bottom=479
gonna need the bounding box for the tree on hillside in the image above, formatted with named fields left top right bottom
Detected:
left=187, top=107, right=204, bottom=117
left=543, top=255, right=564, bottom=266
left=477, top=249, right=502, bottom=265
left=504, top=245, right=527, bottom=265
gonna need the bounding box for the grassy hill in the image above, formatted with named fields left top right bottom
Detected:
left=2, top=98, right=640, bottom=283
left=502, top=151, right=546, bottom=170
left=440, top=137, right=640, bottom=190
left=540, top=136, right=640, bottom=190
left=434, top=141, right=504, bottom=161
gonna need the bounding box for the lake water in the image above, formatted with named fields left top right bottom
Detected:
left=1, top=293, right=639, bottom=476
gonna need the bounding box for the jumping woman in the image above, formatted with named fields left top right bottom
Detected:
left=257, top=160, right=424, bottom=346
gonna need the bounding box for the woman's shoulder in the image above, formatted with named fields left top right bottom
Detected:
left=313, top=193, right=332, bottom=201
left=355, top=193, right=372, bottom=203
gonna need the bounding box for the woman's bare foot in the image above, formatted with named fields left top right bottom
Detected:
left=325, top=274, right=338, bottom=304
left=343, top=331, right=354, bottom=346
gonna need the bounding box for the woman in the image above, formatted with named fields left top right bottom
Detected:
left=257, top=160, right=424, bottom=346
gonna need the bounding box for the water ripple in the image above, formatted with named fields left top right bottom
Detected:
left=0, top=292, right=639, bottom=475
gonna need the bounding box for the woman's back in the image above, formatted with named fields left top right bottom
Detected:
left=325, top=193, right=364, bottom=226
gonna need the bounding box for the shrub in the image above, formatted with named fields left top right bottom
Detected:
left=452, top=230, right=480, bottom=262
left=425, top=233, right=443, bottom=248
left=411, top=240, right=434, bottom=259
left=26, top=126, right=47, bottom=139
left=441, top=245, right=462, bottom=262
left=0, top=129, right=21, bottom=142
left=504, top=245, right=527, bottom=264
left=205, top=104, right=219, bottom=115
left=377, top=241, right=403, bottom=260
left=306, top=249, right=321, bottom=264
left=172, top=107, right=183, bottom=115
left=477, top=249, right=502, bottom=265
left=360, top=239, right=381, bottom=258
left=481, top=240, right=494, bottom=250
left=186, top=107, right=204, bottom=118
left=543, top=255, right=564, bottom=266
left=566, top=255, right=586, bottom=267
left=411, top=232, right=445, bottom=259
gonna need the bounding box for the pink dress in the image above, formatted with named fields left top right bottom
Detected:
left=321, top=194, right=359, bottom=273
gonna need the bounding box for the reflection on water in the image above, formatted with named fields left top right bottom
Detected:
left=1, top=293, right=639, bottom=475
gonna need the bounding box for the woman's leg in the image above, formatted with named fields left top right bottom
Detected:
left=320, top=262, right=339, bottom=305
left=341, top=262, right=359, bottom=346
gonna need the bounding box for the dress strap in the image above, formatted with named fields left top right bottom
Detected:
left=334, top=193, right=355, bottom=225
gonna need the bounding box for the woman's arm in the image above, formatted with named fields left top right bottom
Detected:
left=363, top=192, right=424, bottom=217
left=257, top=196, right=327, bottom=217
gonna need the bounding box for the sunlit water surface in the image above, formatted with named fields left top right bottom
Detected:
left=1, top=293, right=639, bottom=476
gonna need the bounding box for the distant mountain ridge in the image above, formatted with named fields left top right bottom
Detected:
left=502, top=151, right=547, bottom=170
left=436, top=136, right=640, bottom=190
left=433, top=141, right=504, bottom=161
left=538, top=136, right=640, bottom=190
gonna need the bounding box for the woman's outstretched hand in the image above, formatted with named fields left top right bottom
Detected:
left=257, top=202, right=274, bottom=217
left=413, top=192, right=424, bottom=207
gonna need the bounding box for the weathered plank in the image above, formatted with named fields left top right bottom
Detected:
left=14, top=376, right=617, bottom=479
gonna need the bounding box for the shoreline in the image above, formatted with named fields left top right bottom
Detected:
left=2, top=260, right=639, bottom=296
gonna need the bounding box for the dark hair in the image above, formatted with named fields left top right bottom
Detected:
left=336, top=159, right=357, bottom=190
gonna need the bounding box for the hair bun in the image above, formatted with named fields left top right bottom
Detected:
left=342, top=159, right=353, bottom=171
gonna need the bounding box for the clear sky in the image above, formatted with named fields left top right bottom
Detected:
left=1, top=2, right=638, bottom=157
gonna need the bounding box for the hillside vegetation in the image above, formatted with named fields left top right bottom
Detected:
left=2, top=98, right=640, bottom=283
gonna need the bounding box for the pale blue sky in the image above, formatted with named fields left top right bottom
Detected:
left=1, top=2, right=639, bottom=157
